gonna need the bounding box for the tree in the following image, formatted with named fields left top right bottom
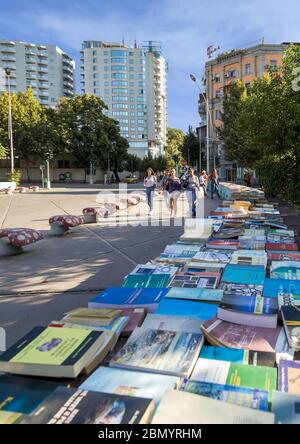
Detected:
left=0, top=143, right=7, bottom=159
left=165, top=128, right=184, bottom=167
left=182, top=126, right=201, bottom=166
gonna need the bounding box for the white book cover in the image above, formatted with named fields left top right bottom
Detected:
left=141, top=314, right=205, bottom=333
left=191, top=358, right=230, bottom=384
left=129, top=264, right=178, bottom=277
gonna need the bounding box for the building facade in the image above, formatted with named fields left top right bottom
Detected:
left=201, top=42, right=288, bottom=180
left=0, top=40, right=75, bottom=107
left=80, top=40, right=167, bottom=158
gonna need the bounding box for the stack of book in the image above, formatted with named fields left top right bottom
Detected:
left=1, top=199, right=300, bottom=425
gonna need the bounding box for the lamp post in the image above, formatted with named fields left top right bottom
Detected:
left=5, top=68, right=14, bottom=176
left=190, top=73, right=212, bottom=173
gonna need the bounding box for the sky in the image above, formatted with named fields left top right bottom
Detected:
left=0, top=0, right=300, bottom=131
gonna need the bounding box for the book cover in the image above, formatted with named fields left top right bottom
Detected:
left=123, top=274, right=170, bottom=288
left=80, top=367, right=178, bottom=407
left=155, top=299, right=218, bottom=320
left=200, top=345, right=244, bottom=363
left=191, top=358, right=277, bottom=397
left=278, top=360, right=300, bottom=394
left=140, top=314, right=204, bottom=333
left=49, top=316, right=129, bottom=337
left=220, top=283, right=263, bottom=298
left=221, top=264, right=265, bottom=285
left=270, top=261, right=300, bottom=280
left=110, top=328, right=203, bottom=377
left=119, top=308, right=146, bottom=336
left=165, top=287, right=223, bottom=303
left=168, top=272, right=220, bottom=289
left=272, top=390, right=300, bottom=424
left=266, top=243, right=299, bottom=251
left=230, top=250, right=267, bottom=267
left=22, top=387, right=154, bottom=424
left=268, top=253, right=300, bottom=262
left=151, top=390, right=274, bottom=424
left=263, top=278, right=300, bottom=298
left=180, top=379, right=269, bottom=411
left=191, top=251, right=232, bottom=263
left=89, top=288, right=167, bottom=312
left=129, top=264, right=178, bottom=277
left=281, top=306, right=300, bottom=350
left=219, top=294, right=278, bottom=315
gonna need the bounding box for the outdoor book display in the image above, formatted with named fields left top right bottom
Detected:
left=1, top=193, right=300, bottom=425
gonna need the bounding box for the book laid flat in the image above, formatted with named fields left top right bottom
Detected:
left=191, top=358, right=277, bottom=397
left=140, top=314, right=204, bottom=333
left=221, top=264, right=265, bottom=286
left=263, top=278, right=300, bottom=299
left=272, top=390, right=300, bottom=424
left=119, top=308, right=147, bottom=336
left=268, top=253, right=300, bottom=262
left=230, top=250, right=267, bottom=268
left=270, top=261, right=300, bottom=280
left=278, top=360, right=300, bottom=394
left=80, top=367, right=179, bottom=407
left=122, top=274, right=170, bottom=288
left=109, top=328, right=203, bottom=377
left=266, top=243, right=299, bottom=252
left=217, top=294, right=278, bottom=329
left=168, top=272, right=220, bottom=289
left=50, top=316, right=129, bottom=337
left=281, top=305, right=300, bottom=350
left=165, top=287, right=223, bottom=303
left=63, top=308, right=122, bottom=327
left=206, top=240, right=239, bottom=250
left=220, top=283, right=263, bottom=298
left=151, top=390, right=274, bottom=424
left=128, top=263, right=178, bottom=277
left=0, top=374, right=63, bottom=424
left=201, top=317, right=287, bottom=353
left=180, top=379, right=269, bottom=411
left=155, top=299, right=218, bottom=320
left=22, top=387, right=154, bottom=424
left=88, top=287, right=167, bottom=312
left=191, top=251, right=232, bottom=263
left=0, top=326, right=113, bottom=378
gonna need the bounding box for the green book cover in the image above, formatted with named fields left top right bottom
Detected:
left=123, top=274, right=170, bottom=288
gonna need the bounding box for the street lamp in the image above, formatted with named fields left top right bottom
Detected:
left=190, top=73, right=211, bottom=173
left=4, top=68, right=14, bottom=176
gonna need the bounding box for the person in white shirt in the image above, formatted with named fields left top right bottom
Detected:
left=144, top=168, right=157, bottom=214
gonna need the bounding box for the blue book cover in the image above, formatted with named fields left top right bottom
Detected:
left=89, top=287, right=168, bottom=309
left=180, top=379, right=269, bottom=411
left=80, top=367, right=178, bottom=408
left=221, top=264, right=265, bottom=285
left=263, top=279, right=300, bottom=298
left=155, top=298, right=217, bottom=320
left=200, top=345, right=245, bottom=363
left=272, top=390, right=300, bottom=424
left=220, top=294, right=278, bottom=315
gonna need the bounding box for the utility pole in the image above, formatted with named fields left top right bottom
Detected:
left=5, top=68, right=14, bottom=176
left=46, top=159, right=51, bottom=189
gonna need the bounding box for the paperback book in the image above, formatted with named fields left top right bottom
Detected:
left=278, top=360, right=300, bottom=395
left=220, top=283, right=263, bottom=298
left=155, top=299, right=218, bottom=320
left=281, top=305, right=300, bottom=350
left=270, top=261, right=300, bottom=281
left=168, top=272, right=220, bottom=289
left=221, top=264, right=265, bottom=286
left=165, top=286, right=223, bottom=303
left=123, top=274, right=170, bottom=288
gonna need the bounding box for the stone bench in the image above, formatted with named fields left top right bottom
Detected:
left=82, top=207, right=109, bottom=223
left=0, top=228, right=44, bottom=255
left=49, top=215, right=85, bottom=235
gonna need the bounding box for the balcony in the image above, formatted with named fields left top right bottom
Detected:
left=39, top=82, right=49, bottom=89
left=37, top=66, right=48, bottom=73
left=2, top=62, right=16, bottom=70
left=26, top=72, right=37, bottom=79
left=39, top=90, right=49, bottom=97
left=26, top=50, right=37, bottom=56
left=1, top=45, right=16, bottom=53
left=1, top=55, right=16, bottom=62
left=38, top=52, right=48, bottom=57
left=63, top=72, right=73, bottom=81
left=37, top=59, right=48, bottom=66
left=26, top=64, right=37, bottom=72
left=25, top=57, right=36, bottom=64
left=62, top=64, right=73, bottom=73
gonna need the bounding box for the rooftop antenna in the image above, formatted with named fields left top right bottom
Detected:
left=122, top=37, right=125, bottom=46
left=134, top=39, right=137, bottom=48
left=261, top=36, right=265, bottom=44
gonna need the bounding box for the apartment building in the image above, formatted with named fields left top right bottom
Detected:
left=201, top=42, right=288, bottom=180
left=0, top=40, right=75, bottom=107
left=80, top=40, right=167, bottom=158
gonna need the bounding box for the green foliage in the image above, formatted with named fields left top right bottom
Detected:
left=165, top=128, right=184, bottom=167
left=0, top=143, right=7, bottom=159
left=219, top=43, right=300, bottom=206
left=8, top=169, right=22, bottom=185
left=182, top=126, right=201, bottom=166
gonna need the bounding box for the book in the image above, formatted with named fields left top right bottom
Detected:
left=129, top=264, right=178, bottom=277
left=185, top=262, right=227, bottom=273
left=281, top=306, right=300, bottom=350
left=180, top=218, right=215, bottom=240
left=180, top=379, right=269, bottom=411
left=230, top=250, right=267, bottom=267
left=168, top=272, right=220, bottom=289
left=206, top=240, right=239, bottom=250
left=191, top=358, right=277, bottom=398
left=268, top=253, right=300, bottom=262
left=217, top=294, right=278, bottom=329
left=123, top=274, right=170, bottom=288
left=201, top=317, right=287, bottom=352
left=220, top=283, right=263, bottom=298
left=22, top=387, right=154, bottom=424
left=266, top=243, right=299, bottom=251
left=88, top=288, right=167, bottom=312
left=165, top=287, right=223, bottom=303
left=155, top=299, right=218, bottom=320
left=270, top=261, right=300, bottom=280
left=0, top=326, right=113, bottom=378
left=140, top=314, right=204, bottom=333
left=80, top=367, right=178, bottom=408
left=191, top=251, right=232, bottom=263
left=263, top=278, right=300, bottom=298
left=278, top=360, right=300, bottom=394
left=151, top=390, right=274, bottom=424
left=49, top=316, right=128, bottom=337
left=221, top=264, right=265, bottom=285
left=62, top=308, right=122, bottom=327
left=0, top=375, right=63, bottom=424
left=109, top=328, right=203, bottom=377
left=119, top=308, right=147, bottom=336
left=272, top=390, right=300, bottom=424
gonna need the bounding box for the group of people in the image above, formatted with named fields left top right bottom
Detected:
left=143, top=167, right=221, bottom=217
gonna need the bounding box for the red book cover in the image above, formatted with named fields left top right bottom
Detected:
left=266, top=243, right=299, bottom=251
left=268, top=253, right=300, bottom=261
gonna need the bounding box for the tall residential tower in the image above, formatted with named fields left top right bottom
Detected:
left=80, top=40, right=167, bottom=158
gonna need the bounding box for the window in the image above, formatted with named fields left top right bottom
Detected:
left=138, top=81, right=144, bottom=87
left=92, top=50, right=97, bottom=56
left=104, top=81, right=109, bottom=86
left=129, top=59, right=134, bottom=64
left=104, top=66, right=109, bottom=71
left=130, top=97, right=135, bottom=102
left=129, top=141, right=148, bottom=148
left=57, top=160, right=70, bottom=168
left=111, top=50, right=127, bottom=56
left=104, top=50, right=109, bottom=56
left=138, top=127, right=145, bottom=131
left=138, top=134, right=145, bottom=139
left=112, top=80, right=128, bottom=86
left=130, top=74, right=134, bottom=79
left=270, top=59, right=277, bottom=68
left=130, top=82, right=135, bottom=87
left=131, top=120, right=135, bottom=124
left=214, top=73, right=220, bottom=82
left=120, top=126, right=129, bottom=131
left=112, top=111, right=128, bottom=116
left=112, top=96, right=128, bottom=101
left=137, top=119, right=145, bottom=124
left=137, top=97, right=145, bottom=102
left=138, top=89, right=144, bottom=94
left=140, top=66, right=145, bottom=72
left=131, top=127, right=135, bottom=132
left=129, top=51, right=134, bottom=56
left=245, top=63, right=252, bottom=75
left=118, top=119, right=129, bottom=124
left=111, top=65, right=127, bottom=71
left=215, top=110, right=221, bottom=120
left=94, top=81, right=100, bottom=86
left=129, top=66, right=134, bottom=72
left=111, top=58, right=127, bottom=63
left=131, top=134, right=136, bottom=138
left=137, top=104, right=144, bottom=109
left=140, top=59, right=145, bottom=64
left=93, top=66, right=98, bottom=71
left=104, top=74, right=109, bottom=78
left=137, top=111, right=144, bottom=116
left=130, top=90, right=134, bottom=95
left=104, top=89, right=110, bottom=94
left=138, top=74, right=144, bottom=79
left=215, top=89, right=221, bottom=98
left=112, top=103, right=128, bottom=108
left=103, top=58, right=109, bottom=64
left=130, top=112, right=135, bottom=117
left=112, top=88, right=128, bottom=94
left=94, top=88, right=100, bottom=94
left=112, top=73, right=127, bottom=79
left=92, top=57, right=97, bottom=63
left=130, top=104, right=135, bottom=109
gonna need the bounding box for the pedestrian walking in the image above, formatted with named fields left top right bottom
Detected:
left=200, top=170, right=208, bottom=197
left=186, top=167, right=201, bottom=218
left=165, top=168, right=182, bottom=217
left=161, top=169, right=171, bottom=211
left=209, top=169, right=221, bottom=199
left=144, top=168, right=157, bottom=214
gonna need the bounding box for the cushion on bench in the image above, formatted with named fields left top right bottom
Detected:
left=49, top=215, right=85, bottom=228
left=0, top=228, right=44, bottom=247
